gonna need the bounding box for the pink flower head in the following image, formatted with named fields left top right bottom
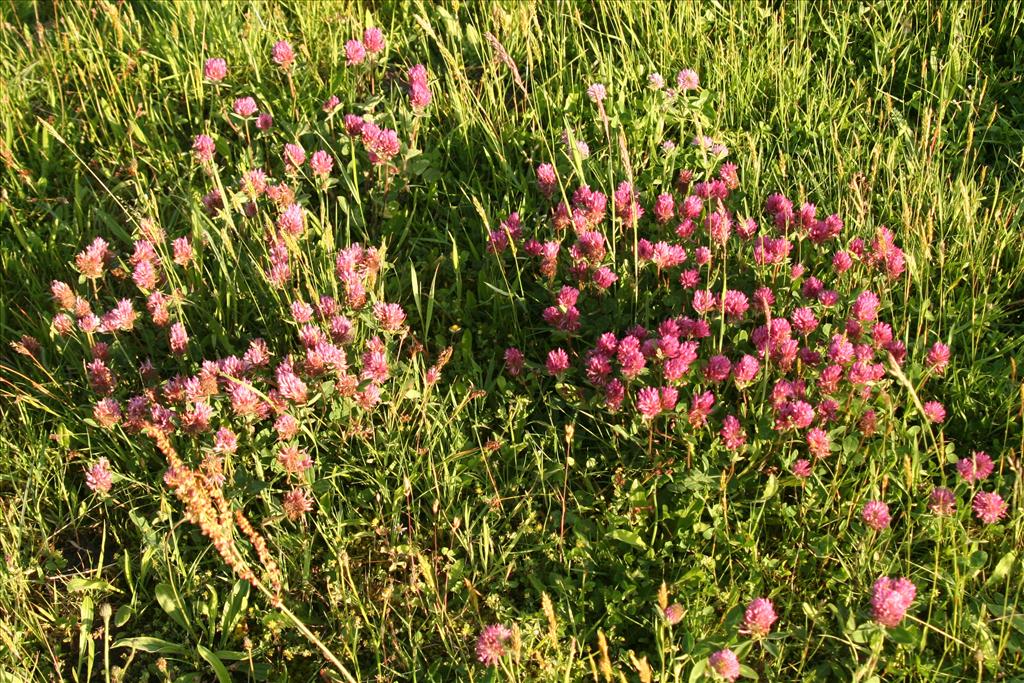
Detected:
left=278, top=445, right=313, bottom=475
left=283, top=143, right=306, bottom=170
left=323, top=95, right=341, bottom=113
left=653, top=193, right=675, bottom=223
left=586, top=82, right=607, bottom=103
left=792, top=459, right=812, bottom=478
left=957, top=451, right=995, bottom=483
left=972, top=491, right=1008, bottom=524
left=233, top=97, right=258, bottom=117
left=476, top=624, right=512, bottom=667
left=192, top=134, right=215, bottom=163
left=871, top=576, right=916, bottom=627
left=927, top=342, right=951, bottom=373
left=861, top=500, right=891, bottom=531
left=167, top=322, right=188, bottom=355
left=663, top=603, right=683, bottom=624
left=546, top=348, right=570, bottom=376
left=256, top=112, right=273, bottom=131
left=283, top=487, right=314, bottom=521
left=504, top=347, right=525, bottom=376
left=806, top=427, right=830, bottom=458
left=536, top=163, right=558, bottom=197
left=408, top=64, right=431, bottom=110
left=271, top=40, right=295, bottom=69
left=720, top=415, right=746, bottom=450
left=852, top=290, right=881, bottom=322
left=278, top=203, right=304, bottom=236
left=363, top=27, right=385, bottom=53
left=929, top=487, right=956, bottom=516
left=310, top=150, right=333, bottom=177
left=742, top=598, right=778, bottom=637
left=93, top=398, right=122, bottom=428
left=922, top=401, right=946, bottom=424
left=75, top=237, right=109, bottom=279
left=172, top=237, right=194, bottom=267
left=707, top=649, right=739, bottom=681
left=214, top=427, right=238, bottom=454
left=373, top=302, right=407, bottom=332
left=345, top=39, right=366, bottom=65
left=85, top=458, right=113, bottom=494
left=203, top=58, right=227, bottom=82
left=676, top=69, right=699, bottom=91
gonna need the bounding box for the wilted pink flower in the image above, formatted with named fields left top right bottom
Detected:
left=373, top=302, right=407, bottom=332
left=53, top=313, right=75, bottom=336
left=233, top=97, right=258, bottom=117
left=504, top=347, right=525, bottom=376
left=871, top=577, right=916, bottom=627
left=271, top=40, right=295, bottom=69
left=363, top=27, right=385, bottom=53
left=742, top=598, right=778, bottom=637
left=283, top=487, right=314, bottom=521
left=93, top=398, right=122, bottom=428
left=972, top=491, right=1008, bottom=525
left=708, top=649, right=739, bottom=681
left=278, top=445, right=312, bottom=475
left=929, top=487, right=956, bottom=516
left=957, top=451, right=994, bottom=483
left=663, top=603, right=683, bottom=624
left=546, top=348, right=570, bottom=376
left=345, top=39, right=366, bottom=65
left=927, top=342, right=950, bottom=373
left=922, top=401, right=946, bottom=423
left=676, top=69, right=699, bottom=91
left=85, top=458, right=113, bottom=494
left=169, top=322, right=188, bottom=355
left=203, top=58, right=227, bottom=82
left=171, top=237, right=193, bottom=267
left=75, top=237, right=109, bottom=279
left=861, top=500, right=891, bottom=531
left=310, top=150, right=333, bottom=177
left=476, top=624, right=512, bottom=667
left=274, top=414, right=300, bottom=441
left=807, top=427, right=830, bottom=458
left=256, top=112, right=273, bottom=131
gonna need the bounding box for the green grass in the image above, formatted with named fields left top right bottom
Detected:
left=1, top=1, right=1023, bottom=681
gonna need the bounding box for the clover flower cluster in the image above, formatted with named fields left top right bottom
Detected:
left=40, top=31, right=442, bottom=540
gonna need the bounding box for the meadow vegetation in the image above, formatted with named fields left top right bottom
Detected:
left=1, top=1, right=1023, bottom=681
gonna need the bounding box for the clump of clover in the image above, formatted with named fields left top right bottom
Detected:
left=488, top=79, right=957, bottom=483
left=34, top=31, right=446, bottom=590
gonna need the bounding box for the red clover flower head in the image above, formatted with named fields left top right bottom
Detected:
left=676, top=69, right=699, bottom=91
left=742, top=598, right=778, bottom=637
left=476, top=624, right=512, bottom=667
left=957, top=451, right=994, bottom=483
left=233, top=97, right=258, bottom=117
left=203, top=57, right=227, bottom=82
left=972, top=491, right=1008, bottom=525
left=861, top=500, right=891, bottom=531
left=271, top=40, right=295, bottom=69
left=85, top=458, right=113, bottom=494
left=871, top=577, right=916, bottom=627
left=708, top=649, right=740, bottom=681
left=345, top=39, right=366, bottom=65
left=929, top=487, right=956, bottom=516
left=363, top=27, right=385, bottom=54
